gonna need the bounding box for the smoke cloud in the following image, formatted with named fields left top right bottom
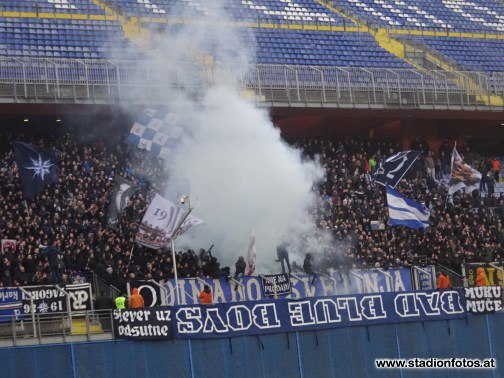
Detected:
left=127, top=2, right=325, bottom=272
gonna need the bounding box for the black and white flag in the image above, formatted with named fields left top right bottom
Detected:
left=135, top=194, right=204, bottom=249
left=66, top=283, right=92, bottom=313
left=107, top=176, right=139, bottom=228
left=448, top=147, right=481, bottom=195
left=13, top=141, right=61, bottom=199
left=374, top=150, right=422, bottom=188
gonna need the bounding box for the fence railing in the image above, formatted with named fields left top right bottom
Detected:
left=90, top=272, right=120, bottom=301
left=0, top=309, right=114, bottom=347
left=0, top=58, right=501, bottom=108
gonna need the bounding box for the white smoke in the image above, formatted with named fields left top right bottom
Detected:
left=128, top=2, right=325, bottom=272
left=164, top=85, right=323, bottom=271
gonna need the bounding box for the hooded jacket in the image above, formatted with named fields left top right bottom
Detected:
left=129, top=288, right=145, bottom=308
left=235, top=257, right=246, bottom=276
left=199, top=287, right=212, bottom=304
left=475, top=267, right=487, bottom=287
left=437, top=273, right=451, bottom=289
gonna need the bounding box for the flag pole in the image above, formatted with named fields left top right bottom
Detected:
left=170, top=195, right=193, bottom=305
left=443, top=192, right=450, bottom=212
left=127, top=244, right=135, bottom=269
left=392, top=152, right=422, bottom=188
left=444, top=143, right=457, bottom=212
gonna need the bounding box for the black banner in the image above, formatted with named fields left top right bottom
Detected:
left=113, top=307, right=173, bottom=340
left=261, top=274, right=292, bottom=297
left=22, top=286, right=67, bottom=314
left=21, top=284, right=92, bottom=314
left=374, top=150, right=422, bottom=188
left=464, top=286, right=502, bottom=314
left=66, top=283, right=92, bottom=312
left=138, top=282, right=163, bottom=307
left=128, top=281, right=163, bottom=307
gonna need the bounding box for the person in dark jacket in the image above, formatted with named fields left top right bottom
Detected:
left=41, top=239, right=62, bottom=283
left=276, top=242, right=291, bottom=274
left=234, top=256, right=247, bottom=291
left=303, top=253, right=317, bottom=285
left=234, top=256, right=246, bottom=280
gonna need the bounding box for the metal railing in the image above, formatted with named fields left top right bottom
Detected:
left=435, top=264, right=467, bottom=288
left=387, top=27, right=504, bottom=40
left=91, top=272, right=120, bottom=301
left=0, top=0, right=124, bottom=21
left=0, top=57, right=501, bottom=109
left=0, top=309, right=114, bottom=348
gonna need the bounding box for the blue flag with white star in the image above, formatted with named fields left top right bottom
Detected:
left=13, top=141, right=61, bottom=199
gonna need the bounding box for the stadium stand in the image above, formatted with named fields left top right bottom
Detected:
left=0, top=17, right=136, bottom=59
left=0, top=2, right=503, bottom=377
left=246, top=28, right=411, bottom=68
left=0, top=0, right=498, bottom=100
left=0, top=0, right=105, bottom=15
left=0, top=1, right=500, bottom=292
left=106, top=0, right=355, bottom=25
left=333, top=0, right=504, bottom=33
left=399, top=36, right=504, bottom=73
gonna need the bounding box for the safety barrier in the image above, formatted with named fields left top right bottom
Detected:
left=0, top=58, right=501, bottom=109
left=0, top=309, right=113, bottom=347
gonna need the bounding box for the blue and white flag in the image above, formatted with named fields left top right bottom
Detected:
left=386, top=186, right=430, bottom=228
left=127, top=109, right=182, bottom=159
left=374, top=150, right=422, bottom=188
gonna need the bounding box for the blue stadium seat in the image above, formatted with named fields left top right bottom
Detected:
left=400, top=35, right=504, bottom=73
left=105, top=0, right=357, bottom=27
left=0, top=17, right=142, bottom=60
left=332, top=0, right=504, bottom=33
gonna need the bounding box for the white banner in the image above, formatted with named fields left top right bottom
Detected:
left=136, top=194, right=204, bottom=249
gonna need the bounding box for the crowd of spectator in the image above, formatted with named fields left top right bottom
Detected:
left=0, top=129, right=503, bottom=291
left=0, top=130, right=232, bottom=291
left=293, top=137, right=504, bottom=275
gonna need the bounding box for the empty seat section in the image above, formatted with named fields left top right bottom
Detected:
left=246, top=28, right=411, bottom=69
left=400, top=36, right=504, bottom=73
left=0, top=17, right=142, bottom=59
left=334, top=0, right=504, bottom=33
left=0, top=0, right=105, bottom=15
left=105, top=0, right=356, bottom=26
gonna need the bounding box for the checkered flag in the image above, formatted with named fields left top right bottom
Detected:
left=127, top=109, right=183, bottom=159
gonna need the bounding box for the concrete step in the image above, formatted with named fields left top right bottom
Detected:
left=71, top=318, right=103, bottom=335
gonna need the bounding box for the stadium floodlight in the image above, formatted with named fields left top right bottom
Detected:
left=170, top=195, right=194, bottom=305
